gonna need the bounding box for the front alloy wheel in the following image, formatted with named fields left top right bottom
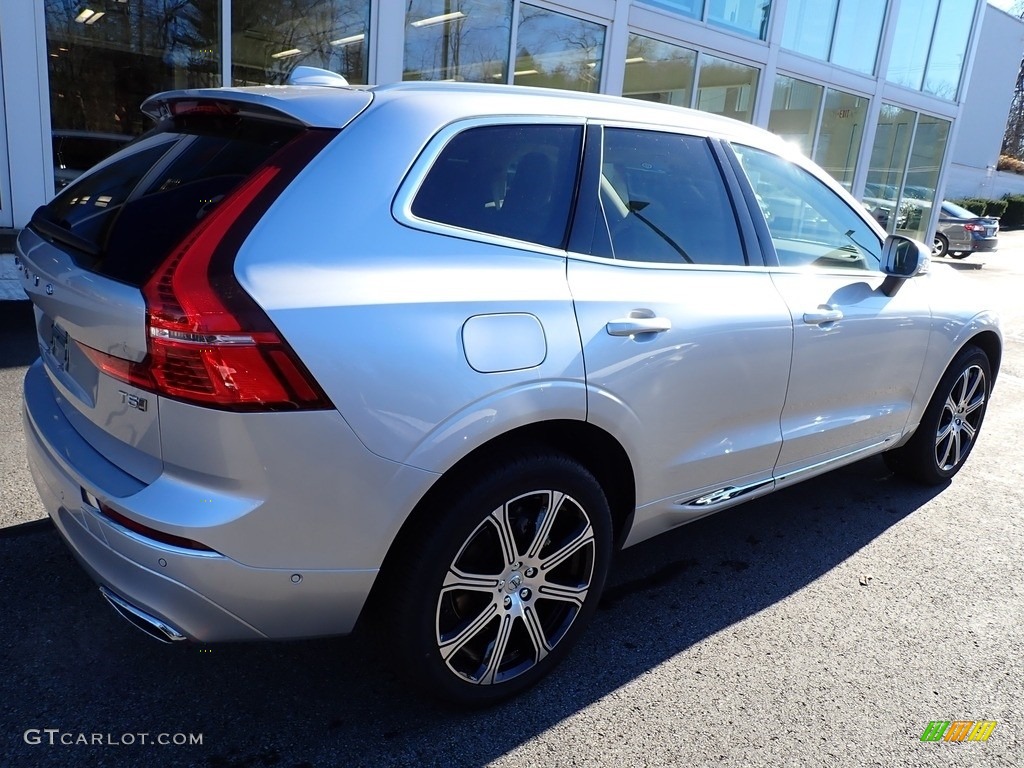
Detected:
left=934, top=363, right=986, bottom=472
left=884, top=345, right=991, bottom=485
left=387, top=454, right=612, bottom=705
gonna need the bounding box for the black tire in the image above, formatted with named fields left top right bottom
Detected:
left=932, top=234, right=949, bottom=258
left=950, top=251, right=969, bottom=260
left=386, top=453, right=612, bottom=705
left=884, top=345, right=991, bottom=485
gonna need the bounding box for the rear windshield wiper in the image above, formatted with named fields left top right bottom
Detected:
left=28, top=206, right=102, bottom=258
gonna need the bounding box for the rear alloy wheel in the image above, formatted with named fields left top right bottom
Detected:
left=932, top=233, right=949, bottom=258
left=884, top=345, right=991, bottom=485
left=388, top=454, right=612, bottom=705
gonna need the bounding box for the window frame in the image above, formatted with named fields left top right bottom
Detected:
left=393, top=115, right=586, bottom=255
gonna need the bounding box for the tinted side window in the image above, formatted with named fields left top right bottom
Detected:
left=732, top=144, right=882, bottom=270
left=412, top=124, right=583, bottom=249
left=595, top=129, right=746, bottom=266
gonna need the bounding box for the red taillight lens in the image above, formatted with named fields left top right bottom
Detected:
left=963, top=222, right=985, bottom=232
left=98, top=502, right=216, bottom=552
left=90, top=129, right=337, bottom=412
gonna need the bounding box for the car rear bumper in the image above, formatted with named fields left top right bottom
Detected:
left=966, top=238, right=999, bottom=253
left=23, top=359, right=383, bottom=642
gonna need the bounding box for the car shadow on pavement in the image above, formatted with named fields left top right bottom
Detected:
left=0, top=456, right=944, bottom=768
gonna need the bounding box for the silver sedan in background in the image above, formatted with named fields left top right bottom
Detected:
left=933, top=200, right=1000, bottom=258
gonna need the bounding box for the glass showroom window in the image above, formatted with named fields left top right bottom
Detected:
left=635, top=0, right=770, bottom=39
left=707, top=0, right=772, bottom=39
left=622, top=34, right=696, bottom=108
left=781, top=0, right=835, bottom=61
left=514, top=5, right=605, bottom=92
left=782, top=0, right=885, bottom=76
left=695, top=54, right=758, bottom=123
left=232, top=1, right=370, bottom=86
left=638, top=0, right=704, bottom=23
left=46, top=0, right=220, bottom=190
left=886, top=0, right=973, bottom=99
left=830, top=0, right=886, bottom=75
left=923, top=0, right=974, bottom=99
left=901, top=115, right=950, bottom=240
left=864, top=105, right=952, bottom=240
left=813, top=88, right=868, bottom=191
left=766, top=77, right=868, bottom=191
left=768, top=75, right=823, bottom=157
left=404, top=0, right=512, bottom=82
left=864, top=104, right=915, bottom=233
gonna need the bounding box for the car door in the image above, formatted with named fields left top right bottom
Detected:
left=727, top=143, right=932, bottom=480
left=566, top=125, right=794, bottom=543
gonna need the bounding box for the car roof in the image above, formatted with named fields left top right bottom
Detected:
left=142, top=80, right=782, bottom=149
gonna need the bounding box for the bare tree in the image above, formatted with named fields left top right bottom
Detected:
left=1000, top=2, right=1024, bottom=158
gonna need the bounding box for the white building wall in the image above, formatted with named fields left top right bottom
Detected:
left=946, top=164, right=1024, bottom=199
left=947, top=5, right=1024, bottom=184
left=0, top=0, right=51, bottom=299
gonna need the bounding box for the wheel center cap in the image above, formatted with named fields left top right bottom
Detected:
left=506, top=573, right=523, bottom=593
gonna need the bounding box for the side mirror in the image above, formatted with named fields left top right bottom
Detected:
left=880, top=234, right=929, bottom=296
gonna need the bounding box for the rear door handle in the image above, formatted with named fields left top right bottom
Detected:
left=606, top=317, right=672, bottom=336
left=802, top=307, right=844, bottom=325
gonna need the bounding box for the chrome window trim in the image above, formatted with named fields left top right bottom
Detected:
left=565, top=250, right=773, bottom=273
left=392, top=114, right=586, bottom=257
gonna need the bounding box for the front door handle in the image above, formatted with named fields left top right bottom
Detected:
left=606, top=317, right=672, bottom=336
left=802, top=306, right=844, bottom=325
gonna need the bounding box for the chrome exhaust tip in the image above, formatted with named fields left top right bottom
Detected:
left=99, top=586, right=187, bottom=643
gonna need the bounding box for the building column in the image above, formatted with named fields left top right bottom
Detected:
left=0, top=0, right=52, bottom=227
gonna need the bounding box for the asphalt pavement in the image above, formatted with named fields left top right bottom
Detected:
left=0, top=241, right=1021, bottom=768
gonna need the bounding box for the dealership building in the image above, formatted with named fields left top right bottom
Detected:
left=0, top=0, right=1020, bottom=298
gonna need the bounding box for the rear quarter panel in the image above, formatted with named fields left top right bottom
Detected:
left=232, top=100, right=587, bottom=472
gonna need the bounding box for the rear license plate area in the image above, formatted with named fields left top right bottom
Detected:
left=50, top=323, right=69, bottom=372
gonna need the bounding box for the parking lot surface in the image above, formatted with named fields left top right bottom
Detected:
left=1, top=238, right=1022, bottom=767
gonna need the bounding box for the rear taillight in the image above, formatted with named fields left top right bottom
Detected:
left=88, top=129, right=336, bottom=412
left=963, top=222, right=985, bottom=232
left=98, top=502, right=216, bottom=552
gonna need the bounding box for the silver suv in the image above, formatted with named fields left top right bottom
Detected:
left=19, top=79, right=1000, bottom=704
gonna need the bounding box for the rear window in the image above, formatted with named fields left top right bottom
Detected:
left=32, top=114, right=305, bottom=286
left=411, top=123, right=583, bottom=249
left=942, top=201, right=976, bottom=219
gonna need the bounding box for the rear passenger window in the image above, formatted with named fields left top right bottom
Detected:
left=595, top=129, right=746, bottom=266
left=412, top=124, right=583, bottom=249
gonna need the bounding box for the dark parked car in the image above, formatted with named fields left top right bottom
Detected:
left=933, top=200, right=999, bottom=259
